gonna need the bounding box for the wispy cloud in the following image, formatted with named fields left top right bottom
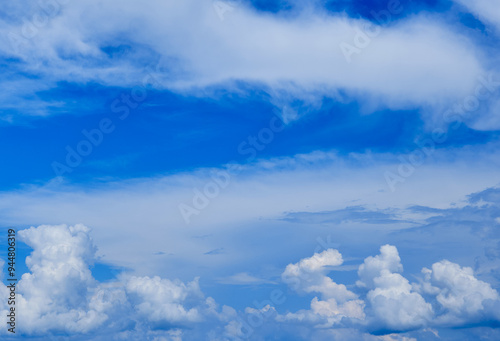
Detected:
left=0, top=0, right=498, bottom=129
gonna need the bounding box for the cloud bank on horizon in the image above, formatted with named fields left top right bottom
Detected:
left=1, top=222, right=499, bottom=340
left=1, top=0, right=500, bottom=340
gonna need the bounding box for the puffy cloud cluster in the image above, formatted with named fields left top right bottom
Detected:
left=365, top=267, right=433, bottom=332
left=357, top=244, right=403, bottom=289
left=2, top=224, right=230, bottom=339
left=281, top=249, right=366, bottom=326
left=16, top=224, right=106, bottom=334
left=126, top=275, right=203, bottom=326
left=357, top=245, right=433, bottom=332
left=2, top=224, right=500, bottom=340
left=282, top=249, right=356, bottom=300
left=278, top=244, right=500, bottom=336
left=417, top=260, right=500, bottom=325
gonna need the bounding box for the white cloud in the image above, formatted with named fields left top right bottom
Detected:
left=7, top=223, right=500, bottom=339
left=366, top=270, right=433, bottom=331
left=432, top=261, right=498, bottom=312
left=281, top=248, right=365, bottom=327
left=283, top=248, right=343, bottom=276
left=357, top=244, right=403, bottom=289
left=125, top=275, right=203, bottom=325
left=13, top=224, right=226, bottom=337
left=282, top=249, right=357, bottom=301
left=273, top=242, right=500, bottom=335
left=310, top=297, right=365, bottom=321
left=1, top=145, right=500, bottom=285
left=0, top=0, right=495, bottom=126
left=356, top=245, right=433, bottom=331
left=17, top=224, right=107, bottom=334
left=418, top=260, right=500, bottom=325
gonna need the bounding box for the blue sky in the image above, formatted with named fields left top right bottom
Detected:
left=1, top=0, right=500, bottom=340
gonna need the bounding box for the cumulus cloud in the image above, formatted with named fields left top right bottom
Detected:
left=16, top=224, right=106, bottom=334
left=277, top=243, right=500, bottom=335
left=125, top=275, right=203, bottom=326
left=310, top=297, right=365, bottom=321
left=285, top=248, right=344, bottom=272
left=417, top=260, right=500, bottom=326
left=281, top=249, right=365, bottom=326
left=366, top=270, right=433, bottom=332
left=6, top=224, right=500, bottom=339
left=355, top=245, right=433, bottom=332
left=282, top=248, right=358, bottom=302
left=12, top=224, right=227, bottom=338
left=357, top=244, right=403, bottom=289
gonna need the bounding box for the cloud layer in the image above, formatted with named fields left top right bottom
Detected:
left=1, top=0, right=499, bottom=128
left=3, top=223, right=499, bottom=340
